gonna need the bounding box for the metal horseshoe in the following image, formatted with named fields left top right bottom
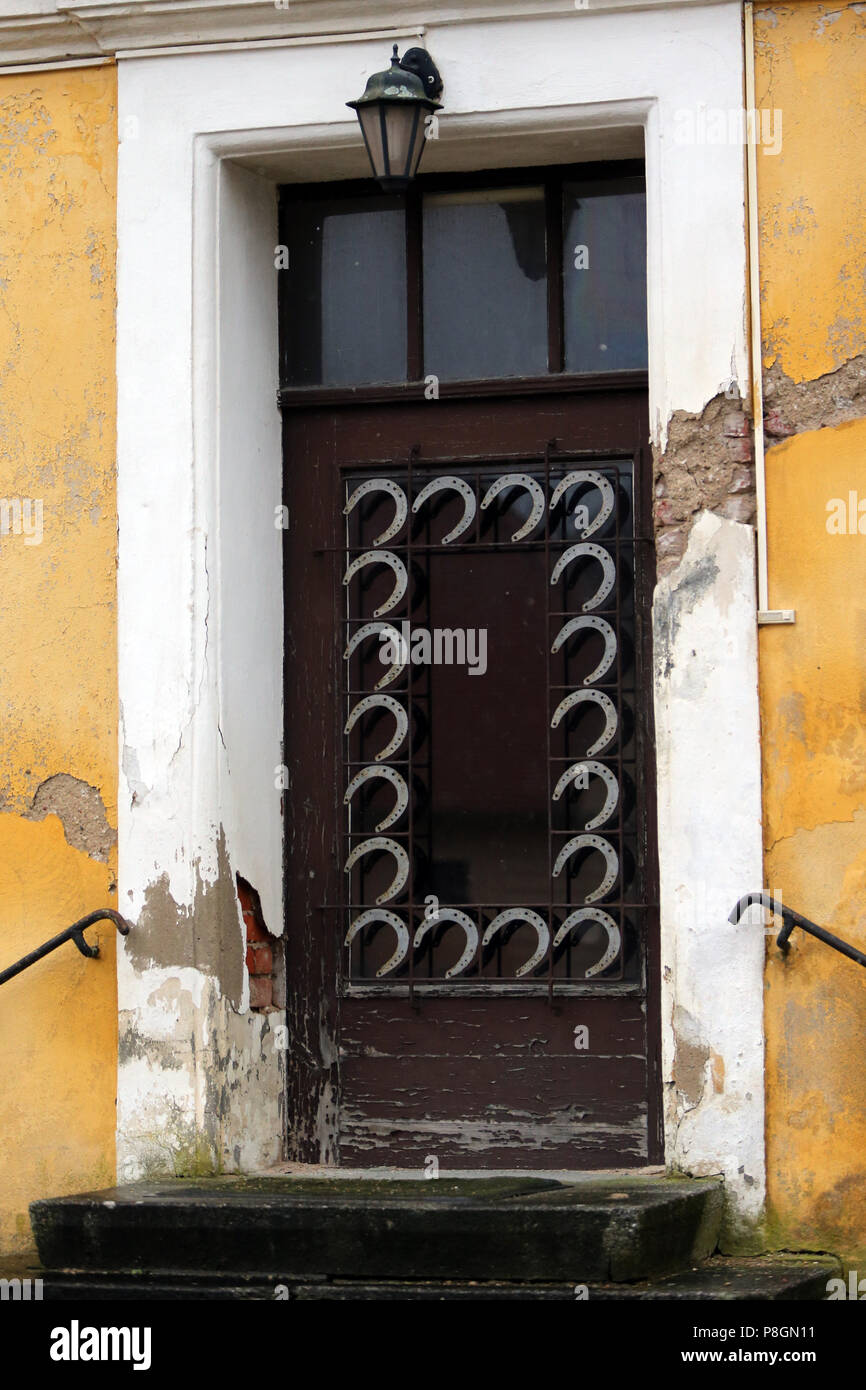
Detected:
left=344, top=836, right=409, bottom=905
left=344, top=479, right=408, bottom=547
left=550, top=470, right=615, bottom=539
left=553, top=908, right=621, bottom=978
left=343, top=765, right=409, bottom=832
left=344, top=694, right=409, bottom=762
left=343, top=550, right=408, bottom=617
left=411, top=476, right=476, bottom=544
left=552, top=760, right=619, bottom=830
left=344, top=621, right=408, bottom=691
left=551, top=616, right=617, bottom=685
left=413, top=908, right=479, bottom=979
left=480, top=473, right=546, bottom=541
left=344, top=909, right=409, bottom=977
left=550, top=689, right=618, bottom=756
left=550, top=543, right=616, bottom=612
left=482, top=908, right=550, bottom=977
left=552, top=834, right=620, bottom=903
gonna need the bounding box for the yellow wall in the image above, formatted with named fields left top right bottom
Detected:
left=0, top=66, right=117, bottom=1255
left=757, top=4, right=866, bottom=1264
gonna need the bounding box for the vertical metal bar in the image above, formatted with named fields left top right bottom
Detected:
left=545, top=440, right=555, bottom=1004
left=407, top=445, right=417, bottom=1008
left=613, top=462, right=625, bottom=979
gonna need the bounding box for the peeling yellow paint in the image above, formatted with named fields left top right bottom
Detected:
left=0, top=815, right=116, bottom=1254
left=756, top=4, right=866, bottom=381
left=761, top=418, right=866, bottom=1265
left=756, top=5, right=866, bottom=1264
left=0, top=66, right=116, bottom=1255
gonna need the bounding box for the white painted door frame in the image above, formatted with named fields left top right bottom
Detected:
left=112, top=3, right=765, bottom=1232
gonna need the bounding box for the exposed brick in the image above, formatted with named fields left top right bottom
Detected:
left=249, top=975, right=273, bottom=1010
left=654, top=498, right=678, bottom=526
left=763, top=408, right=794, bottom=439
left=247, top=943, right=274, bottom=976
left=653, top=391, right=757, bottom=576
left=726, top=436, right=753, bottom=464
left=723, top=411, right=751, bottom=437
left=724, top=495, right=756, bottom=524
left=657, top=529, right=686, bottom=559
left=727, top=465, right=754, bottom=494
left=245, top=913, right=271, bottom=945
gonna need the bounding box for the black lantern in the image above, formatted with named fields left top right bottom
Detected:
left=348, top=45, right=443, bottom=192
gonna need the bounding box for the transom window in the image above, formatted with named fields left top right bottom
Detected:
left=279, top=164, right=647, bottom=390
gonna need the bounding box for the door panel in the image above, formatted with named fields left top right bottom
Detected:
left=283, top=388, right=660, bottom=1167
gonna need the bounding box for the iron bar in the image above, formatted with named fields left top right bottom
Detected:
left=0, top=910, right=131, bottom=988
left=729, top=893, right=866, bottom=970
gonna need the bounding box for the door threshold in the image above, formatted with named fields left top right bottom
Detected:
left=256, top=1162, right=667, bottom=1182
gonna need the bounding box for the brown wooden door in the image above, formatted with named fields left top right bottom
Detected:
left=282, top=383, right=661, bottom=1168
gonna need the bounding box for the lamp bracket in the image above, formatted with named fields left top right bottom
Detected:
left=399, top=48, right=444, bottom=101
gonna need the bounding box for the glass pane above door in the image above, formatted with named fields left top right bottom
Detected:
left=281, top=195, right=407, bottom=387
left=563, top=180, right=648, bottom=373
left=422, top=188, right=548, bottom=381
left=278, top=166, right=648, bottom=392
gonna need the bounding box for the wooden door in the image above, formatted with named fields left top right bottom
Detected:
left=282, top=385, right=660, bottom=1167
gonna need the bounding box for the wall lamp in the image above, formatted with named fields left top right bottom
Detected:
left=348, top=45, right=443, bottom=192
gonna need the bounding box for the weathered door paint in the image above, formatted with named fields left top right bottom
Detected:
left=283, top=388, right=660, bottom=1167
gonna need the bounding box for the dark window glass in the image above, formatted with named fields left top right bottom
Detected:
left=422, top=188, right=548, bottom=381
left=282, top=196, right=406, bottom=386
left=563, top=180, right=647, bottom=373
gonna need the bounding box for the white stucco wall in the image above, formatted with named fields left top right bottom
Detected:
left=105, top=0, right=764, bottom=1224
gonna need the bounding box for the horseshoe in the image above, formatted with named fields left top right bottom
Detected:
left=343, top=550, right=408, bottom=617
left=551, top=616, right=617, bottom=685
left=550, top=543, right=616, bottom=612
left=344, top=694, right=409, bottom=762
left=411, top=476, right=476, bottom=544
left=550, top=689, right=618, bottom=756
left=552, top=760, right=619, bottom=830
left=550, top=470, right=615, bottom=539
left=553, top=907, right=621, bottom=978
left=344, top=909, right=409, bottom=978
left=480, top=473, right=545, bottom=541
left=344, top=836, right=409, bottom=904
left=344, top=479, right=408, bottom=547
left=481, top=908, right=550, bottom=978
left=552, top=834, right=619, bottom=903
left=344, top=765, right=409, bottom=832
left=413, top=908, right=478, bottom=979
left=344, top=621, right=408, bottom=691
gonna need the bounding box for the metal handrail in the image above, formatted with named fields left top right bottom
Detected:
left=729, top=893, right=866, bottom=970
left=0, top=910, right=131, bottom=987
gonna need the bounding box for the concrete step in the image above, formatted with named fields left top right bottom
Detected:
left=31, top=1173, right=723, bottom=1285
left=21, top=1256, right=840, bottom=1301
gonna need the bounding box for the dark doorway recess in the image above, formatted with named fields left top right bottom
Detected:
left=279, top=163, right=661, bottom=1168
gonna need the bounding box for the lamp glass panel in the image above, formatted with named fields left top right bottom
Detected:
left=357, top=105, right=386, bottom=180
left=381, top=103, right=422, bottom=180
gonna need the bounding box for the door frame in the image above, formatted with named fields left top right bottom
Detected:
left=113, top=5, right=766, bottom=1228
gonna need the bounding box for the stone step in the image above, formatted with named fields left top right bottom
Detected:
left=23, top=1256, right=840, bottom=1301
left=31, top=1174, right=724, bottom=1285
